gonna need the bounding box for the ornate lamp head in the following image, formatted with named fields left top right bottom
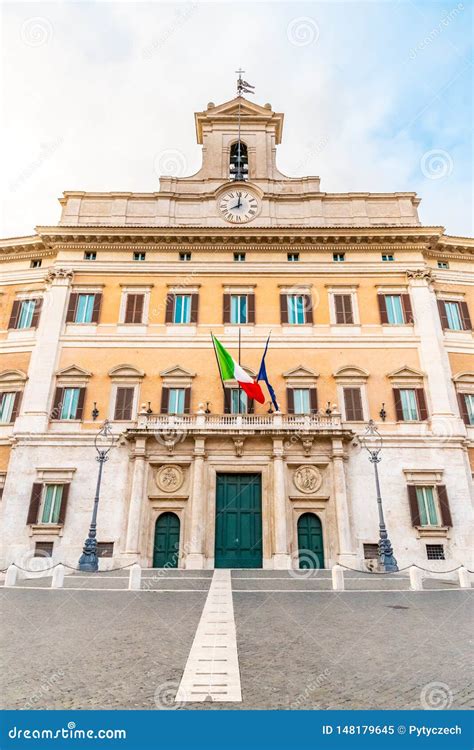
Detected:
left=94, top=419, right=115, bottom=457
left=360, top=419, right=383, bottom=460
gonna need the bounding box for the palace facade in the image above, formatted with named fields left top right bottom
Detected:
left=0, top=97, right=473, bottom=571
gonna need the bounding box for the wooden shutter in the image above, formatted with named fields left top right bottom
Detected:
left=286, top=388, right=294, bottom=414
left=190, top=294, right=199, bottom=324
left=247, top=294, right=255, bottom=324
left=183, top=388, right=191, bottom=414
left=165, top=294, right=175, bottom=323
left=10, top=392, right=22, bottom=422
left=125, top=294, right=144, bottom=324
left=223, top=390, right=231, bottom=413
left=437, top=300, right=449, bottom=329
left=91, top=293, right=102, bottom=323
left=31, top=298, right=42, bottom=328
left=52, top=388, right=64, bottom=419
left=457, top=393, right=470, bottom=425
left=335, top=294, right=353, bottom=324
left=377, top=295, right=388, bottom=324
left=407, top=485, right=421, bottom=526
left=459, top=301, right=472, bottom=331
left=280, top=294, right=288, bottom=324
left=75, top=389, right=85, bottom=420
left=247, top=398, right=254, bottom=414
left=8, top=300, right=21, bottom=329
left=344, top=388, right=363, bottom=420
left=401, top=294, right=414, bottom=324
left=133, top=294, right=144, bottom=324
left=309, top=388, right=318, bottom=413
left=66, top=293, right=78, bottom=323
left=393, top=388, right=404, bottom=421
left=223, top=294, right=231, bottom=324
left=304, top=294, right=313, bottom=324
left=57, top=484, right=70, bottom=525
left=116, top=387, right=134, bottom=420
left=416, top=389, right=428, bottom=420
left=124, top=295, right=134, bottom=323
left=26, top=483, right=43, bottom=525
left=160, top=387, right=169, bottom=414
left=437, top=485, right=452, bottom=527
left=114, top=388, right=125, bottom=420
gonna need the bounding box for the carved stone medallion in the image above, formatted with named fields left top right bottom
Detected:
left=293, top=465, right=322, bottom=494
left=156, top=464, right=184, bottom=493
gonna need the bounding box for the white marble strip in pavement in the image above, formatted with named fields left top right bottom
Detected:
left=175, top=569, right=242, bottom=703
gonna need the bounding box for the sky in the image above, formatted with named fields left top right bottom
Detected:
left=1, top=0, right=472, bottom=238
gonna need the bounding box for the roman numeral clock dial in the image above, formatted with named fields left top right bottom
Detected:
left=218, top=190, right=260, bottom=224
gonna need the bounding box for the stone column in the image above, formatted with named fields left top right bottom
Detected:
left=186, top=437, right=206, bottom=569
left=332, top=438, right=355, bottom=562
left=407, top=270, right=460, bottom=424
left=272, top=438, right=291, bottom=569
left=124, top=438, right=147, bottom=555
left=14, top=268, right=74, bottom=435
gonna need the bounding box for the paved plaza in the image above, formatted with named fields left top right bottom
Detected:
left=0, top=570, right=472, bottom=711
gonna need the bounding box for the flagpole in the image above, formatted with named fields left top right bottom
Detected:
left=238, top=326, right=242, bottom=412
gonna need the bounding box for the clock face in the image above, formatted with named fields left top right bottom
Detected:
left=218, top=190, right=259, bottom=224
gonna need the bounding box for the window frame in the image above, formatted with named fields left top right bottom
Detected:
left=230, top=294, right=248, bottom=325
left=40, top=484, right=64, bottom=525
left=287, top=295, right=306, bottom=325
left=173, top=294, right=192, bottom=324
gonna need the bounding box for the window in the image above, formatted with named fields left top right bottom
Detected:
left=426, top=544, right=445, bottom=561
left=229, top=141, right=248, bottom=179
left=437, top=261, right=449, bottom=269
left=8, top=298, right=41, bottom=330
left=40, top=484, right=64, bottom=524
left=293, top=389, right=311, bottom=414
left=234, top=252, right=246, bottom=262
left=333, top=253, right=345, bottom=262
left=363, top=543, right=379, bottom=560
left=343, top=387, right=364, bottom=421
left=76, top=294, right=94, bottom=323
left=52, top=387, right=85, bottom=421
left=97, top=542, right=114, bottom=558
left=173, top=295, right=192, bottom=324
left=179, top=252, right=191, bottom=261
left=0, top=392, right=20, bottom=424
left=458, top=393, right=474, bottom=425
left=114, top=387, right=134, bottom=420
left=385, top=295, right=404, bottom=324
left=230, top=388, right=248, bottom=414
left=124, top=294, right=145, bottom=324
left=168, top=388, right=186, bottom=414
left=394, top=387, right=428, bottom=422
left=416, top=486, right=439, bottom=526
left=230, top=295, right=247, bottom=324
left=84, top=251, right=97, bottom=261
left=287, top=295, right=306, bottom=325
left=381, top=254, right=394, bottom=262
left=438, top=299, right=471, bottom=331
left=30, top=259, right=42, bottom=268
left=407, top=483, right=451, bottom=528
left=34, top=541, right=54, bottom=557
left=399, top=389, right=419, bottom=421
left=334, top=294, right=354, bottom=324
left=18, top=300, right=35, bottom=329
left=287, top=253, right=299, bottom=262
left=133, top=252, right=146, bottom=261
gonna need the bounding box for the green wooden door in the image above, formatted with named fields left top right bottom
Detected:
left=297, top=513, right=325, bottom=569
left=153, top=512, right=180, bottom=568
left=215, top=474, right=262, bottom=568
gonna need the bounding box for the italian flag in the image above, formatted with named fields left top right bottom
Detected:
left=212, top=335, right=266, bottom=404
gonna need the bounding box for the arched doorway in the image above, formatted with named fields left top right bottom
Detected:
left=297, top=513, right=325, bottom=569
left=153, top=512, right=180, bottom=568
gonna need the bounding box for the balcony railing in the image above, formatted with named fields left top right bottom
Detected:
left=131, top=410, right=343, bottom=434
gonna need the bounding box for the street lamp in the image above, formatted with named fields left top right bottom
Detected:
left=78, top=420, right=115, bottom=572
left=360, top=420, right=398, bottom=572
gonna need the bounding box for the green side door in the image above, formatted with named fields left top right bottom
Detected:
left=215, top=473, right=263, bottom=568
left=153, top=512, right=180, bottom=568
left=297, top=512, right=325, bottom=569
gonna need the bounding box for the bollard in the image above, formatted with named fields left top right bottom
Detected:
left=4, top=564, right=18, bottom=587
left=409, top=565, right=423, bottom=590
left=332, top=564, right=345, bottom=591
left=458, top=566, right=471, bottom=589
left=128, top=563, right=142, bottom=591
left=51, top=564, right=65, bottom=589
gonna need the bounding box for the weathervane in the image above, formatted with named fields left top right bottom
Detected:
left=231, top=68, right=255, bottom=181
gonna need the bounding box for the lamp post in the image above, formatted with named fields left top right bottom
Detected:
left=360, top=420, right=398, bottom=572
left=78, top=420, right=115, bottom=572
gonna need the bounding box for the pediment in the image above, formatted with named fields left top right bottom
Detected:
left=282, top=365, right=319, bottom=379
left=387, top=366, right=425, bottom=380
left=0, top=369, right=28, bottom=386
left=159, top=365, right=196, bottom=379
left=108, top=364, right=145, bottom=379
left=56, top=365, right=92, bottom=379
left=333, top=365, right=369, bottom=381
left=195, top=97, right=284, bottom=143
left=453, top=371, right=474, bottom=384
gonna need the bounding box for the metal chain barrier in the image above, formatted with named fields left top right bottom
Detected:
left=339, top=563, right=473, bottom=575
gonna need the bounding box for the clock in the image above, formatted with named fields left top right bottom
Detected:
left=217, top=189, right=259, bottom=224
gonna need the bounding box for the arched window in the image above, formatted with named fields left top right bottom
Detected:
left=229, top=141, right=248, bottom=180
